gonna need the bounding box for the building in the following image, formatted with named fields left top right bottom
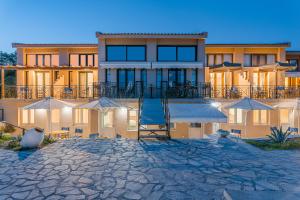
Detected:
left=0, top=32, right=299, bottom=139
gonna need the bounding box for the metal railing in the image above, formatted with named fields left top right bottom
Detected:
left=1, top=83, right=300, bottom=99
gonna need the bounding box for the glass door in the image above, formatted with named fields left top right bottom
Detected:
left=79, top=72, right=94, bottom=98
left=36, top=72, right=50, bottom=98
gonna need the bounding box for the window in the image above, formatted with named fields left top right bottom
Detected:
left=190, top=123, right=201, bottom=128
left=156, top=69, right=162, bottom=88
left=102, top=111, right=113, bottom=128
left=105, top=69, right=111, bottom=83
left=228, top=109, right=243, bottom=124
left=158, top=46, right=196, bottom=61
left=206, top=54, right=233, bottom=66
left=75, top=109, right=88, bottom=124
left=70, top=54, right=98, bottom=66
left=244, top=54, right=276, bottom=67
left=253, top=110, right=268, bottom=124
left=26, top=54, right=59, bottom=66
left=170, top=122, right=176, bottom=129
left=22, top=109, right=34, bottom=124
left=106, top=46, right=146, bottom=61
left=51, top=109, right=60, bottom=123
left=190, top=69, right=198, bottom=86
left=168, top=69, right=186, bottom=86
left=141, top=69, right=147, bottom=87
left=177, top=47, right=196, bottom=61
left=280, top=109, right=289, bottom=124
left=128, top=110, right=138, bottom=130
left=117, top=69, right=135, bottom=89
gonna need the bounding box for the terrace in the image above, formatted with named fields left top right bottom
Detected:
left=1, top=82, right=300, bottom=99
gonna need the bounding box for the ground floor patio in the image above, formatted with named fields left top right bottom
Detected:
left=1, top=136, right=300, bottom=199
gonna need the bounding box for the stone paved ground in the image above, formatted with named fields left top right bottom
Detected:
left=1, top=136, right=300, bottom=200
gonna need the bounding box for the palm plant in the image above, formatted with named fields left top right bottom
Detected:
left=268, top=127, right=291, bottom=144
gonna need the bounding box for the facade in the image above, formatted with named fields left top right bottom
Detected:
left=0, top=32, right=299, bottom=139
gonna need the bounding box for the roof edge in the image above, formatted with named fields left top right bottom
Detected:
left=96, top=32, right=208, bottom=39
left=206, top=43, right=291, bottom=48
left=12, top=43, right=98, bottom=48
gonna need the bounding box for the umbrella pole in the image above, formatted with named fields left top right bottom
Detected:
left=244, top=110, right=248, bottom=139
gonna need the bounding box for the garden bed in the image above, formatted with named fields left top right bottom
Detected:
left=0, top=133, right=56, bottom=151
left=245, top=138, right=300, bottom=150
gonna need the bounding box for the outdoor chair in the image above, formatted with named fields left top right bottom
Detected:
left=89, top=133, right=99, bottom=139
left=288, top=127, right=299, bottom=135
left=231, top=129, right=242, bottom=140
left=74, top=128, right=83, bottom=138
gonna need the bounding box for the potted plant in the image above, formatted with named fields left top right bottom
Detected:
left=217, top=129, right=230, bottom=138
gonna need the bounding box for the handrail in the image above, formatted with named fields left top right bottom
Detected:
left=0, top=121, right=27, bottom=136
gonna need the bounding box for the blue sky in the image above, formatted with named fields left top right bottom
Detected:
left=0, top=0, right=299, bottom=52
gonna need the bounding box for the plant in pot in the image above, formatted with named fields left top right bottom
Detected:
left=217, top=129, right=230, bottom=138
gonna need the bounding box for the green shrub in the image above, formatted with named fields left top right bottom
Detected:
left=268, top=127, right=291, bottom=144
left=2, top=124, right=16, bottom=133
left=7, top=139, right=21, bottom=150
left=43, top=135, right=56, bottom=145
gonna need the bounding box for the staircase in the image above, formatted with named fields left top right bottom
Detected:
left=138, top=98, right=170, bottom=140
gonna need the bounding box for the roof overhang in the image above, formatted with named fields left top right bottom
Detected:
left=96, top=32, right=208, bottom=39
left=99, top=62, right=151, bottom=69
left=152, top=62, right=203, bottom=69
left=12, top=43, right=98, bottom=48
left=206, top=43, right=290, bottom=48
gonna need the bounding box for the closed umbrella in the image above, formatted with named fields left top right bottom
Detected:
left=274, top=98, right=300, bottom=132
left=23, top=97, right=75, bottom=133
left=225, top=97, right=273, bottom=138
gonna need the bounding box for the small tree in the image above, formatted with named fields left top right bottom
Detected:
left=2, top=124, right=16, bottom=134
left=268, top=127, right=291, bottom=144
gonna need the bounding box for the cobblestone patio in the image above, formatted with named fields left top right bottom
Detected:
left=1, top=136, right=300, bottom=200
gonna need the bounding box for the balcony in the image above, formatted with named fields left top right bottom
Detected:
left=1, top=83, right=300, bottom=100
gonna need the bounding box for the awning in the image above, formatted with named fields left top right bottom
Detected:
left=99, top=62, right=151, bottom=69
left=168, top=103, right=227, bottom=123
left=152, top=62, right=203, bottom=69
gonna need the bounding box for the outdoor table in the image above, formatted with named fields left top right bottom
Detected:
left=49, top=130, right=70, bottom=139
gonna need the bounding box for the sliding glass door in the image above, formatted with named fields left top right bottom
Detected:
left=79, top=72, right=94, bottom=98
left=36, top=72, right=50, bottom=98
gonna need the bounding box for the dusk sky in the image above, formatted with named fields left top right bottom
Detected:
left=0, top=0, right=299, bottom=52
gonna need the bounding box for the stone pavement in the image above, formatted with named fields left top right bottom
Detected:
left=1, top=136, right=300, bottom=200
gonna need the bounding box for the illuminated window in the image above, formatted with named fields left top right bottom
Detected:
left=280, top=109, right=289, bottom=124
left=22, top=109, right=34, bottom=124
left=127, top=110, right=138, bottom=130
left=70, top=54, right=97, bottom=66
left=51, top=109, right=60, bottom=123
left=75, top=109, right=88, bottom=124
left=253, top=110, right=268, bottom=124
left=228, top=109, right=243, bottom=124
left=70, top=54, right=79, bottom=66
left=102, top=111, right=113, bottom=128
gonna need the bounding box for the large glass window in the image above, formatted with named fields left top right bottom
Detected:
left=140, top=69, right=147, bottom=87
left=244, top=54, right=276, bottom=67
left=70, top=54, right=97, bottom=66
left=106, top=46, right=146, bottom=61
left=168, top=69, right=186, bottom=87
left=228, top=109, right=243, bottom=124
left=156, top=69, right=163, bottom=88
left=117, top=69, right=135, bottom=89
left=127, top=46, right=146, bottom=61
left=253, top=110, right=268, bottom=124
left=75, top=109, right=88, bottom=124
left=26, top=54, right=59, bottom=66
left=190, top=69, right=198, bottom=86
left=22, top=109, right=34, bottom=124
left=128, top=110, right=138, bottom=130
left=206, top=54, right=233, bottom=66
left=158, top=46, right=196, bottom=61
left=102, top=111, right=113, bottom=128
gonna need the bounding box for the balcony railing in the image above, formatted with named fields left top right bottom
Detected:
left=1, top=83, right=300, bottom=100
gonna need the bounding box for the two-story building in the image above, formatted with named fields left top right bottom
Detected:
left=0, top=32, right=299, bottom=139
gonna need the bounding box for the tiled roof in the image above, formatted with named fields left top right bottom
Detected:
left=96, top=32, right=208, bottom=39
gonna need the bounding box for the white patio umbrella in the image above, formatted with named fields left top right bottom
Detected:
left=77, top=97, right=125, bottom=137
left=23, top=97, right=75, bottom=133
left=225, top=97, right=273, bottom=138
left=274, top=98, right=300, bottom=132
left=77, top=97, right=123, bottom=111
